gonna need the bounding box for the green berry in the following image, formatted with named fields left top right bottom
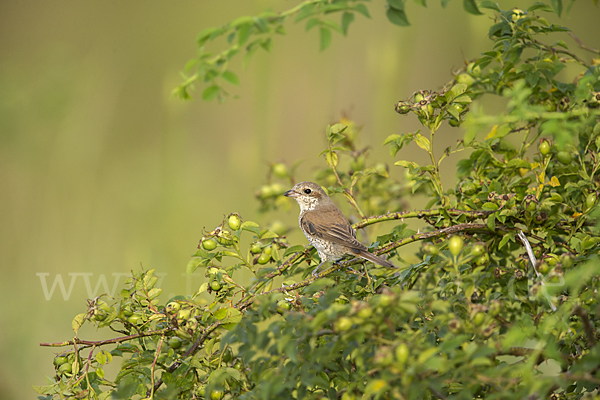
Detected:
left=471, top=243, right=485, bottom=257
left=272, top=163, right=288, bottom=178
left=556, top=151, right=572, bottom=165
left=335, top=317, right=353, bottom=332
left=210, top=280, right=222, bottom=291
left=250, top=242, right=263, bottom=254
left=538, top=139, right=551, bottom=156
left=257, top=252, right=271, bottom=264
left=53, top=356, right=68, bottom=367
left=228, top=214, right=241, bottom=230
left=448, top=236, right=464, bottom=257
left=202, top=238, right=218, bottom=251
left=167, top=336, right=182, bottom=349
left=586, top=193, right=597, bottom=210
left=395, top=343, right=409, bottom=364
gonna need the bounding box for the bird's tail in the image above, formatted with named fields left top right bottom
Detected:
left=358, top=250, right=396, bottom=269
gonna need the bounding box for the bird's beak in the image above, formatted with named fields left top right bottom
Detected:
left=284, top=189, right=298, bottom=198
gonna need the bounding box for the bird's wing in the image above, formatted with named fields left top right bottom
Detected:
left=301, top=209, right=367, bottom=253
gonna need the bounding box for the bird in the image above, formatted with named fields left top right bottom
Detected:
left=284, top=181, right=396, bottom=276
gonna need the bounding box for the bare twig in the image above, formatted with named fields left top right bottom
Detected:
left=517, top=231, right=557, bottom=312
left=569, top=32, right=600, bottom=56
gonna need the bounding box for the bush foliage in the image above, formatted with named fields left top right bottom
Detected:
left=36, top=1, right=600, bottom=399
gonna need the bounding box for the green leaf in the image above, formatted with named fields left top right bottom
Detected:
left=319, top=27, right=332, bottom=51
left=383, top=134, right=402, bottom=145
left=414, top=133, right=431, bottom=152
left=551, top=0, right=563, bottom=16
left=32, top=384, right=58, bottom=395
left=213, top=308, right=228, bottom=320
left=237, top=23, right=253, bottom=46
left=284, top=245, right=305, bottom=257
left=241, top=221, right=260, bottom=235
left=386, top=7, right=410, bottom=26
left=487, top=214, right=496, bottom=231
left=187, top=257, right=203, bottom=275
left=395, top=160, right=419, bottom=169
left=479, top=1, right=500, bottom=11
left=463, top=0, right=483, bottom=15
left=341, top=11, right=354, bottom=35
left=353, top=4, right=371, bottom=18
left=330, top=123, right=347, bottom=134
left=305, top=18, right=320, bottom=31
left=387, top=0, right=405, bottom=10
left=498, top=233, right=513, bottom=249
left=222, top=70, right=240, bottom=86
left=528, top=3, right=554, bottom=12
left=202, top=85, right=220, bottom=101
left=72, top=313, right=86, bottom=334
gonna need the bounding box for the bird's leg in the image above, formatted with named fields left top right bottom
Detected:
left=311, top=261, right=328, bottom=277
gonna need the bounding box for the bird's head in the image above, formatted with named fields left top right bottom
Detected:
left=284, top=181, right=332, bottom=211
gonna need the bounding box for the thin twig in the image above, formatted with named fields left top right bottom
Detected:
left=569, top=32, right=600, bottom=56
left=517, top=231, right=557, bottom=312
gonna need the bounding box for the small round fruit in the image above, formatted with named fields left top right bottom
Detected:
left=357, top=307, right=373, bottom=319
left=233, top=359, right=243, bottom=370
left=539, top=262, right=549, bottom=274
left=165, top=302, right=180, bottom=314
left=471, top=243, right=485, bottom=257
left=250, top=242, right=263, bottom=254
left=210, top=280, right=222, bottom=291
left=556, top=151, right=572, bottom=165
left=263, top=246, right=272, bottom=255
left=538, top=140, right=551, bottom=156
left=561, top=254, right=573, bottom=268
left=473, top=312, right=485, bottom=326
left=423, top=244, right=439, bottom=256
left=202, top=238, right=218, bottom=251
left=93, top=310, right=107, bottom=321
left=586, top=193, right=597, bottom=210
left=58, top=362, right=72, bottom=374
left=341, top=392, right=357, bottom=400
left=257, top=252, right=271, bottom=264
left=222, top=348, right=234, bottom=363
left=448, top=236, right=464, bottom=257
left=272, top=163, right=288, bottom=178
left=379, top=294, right=394, bottom=307
left=53, top=356, right=68, bottom=367
left=122, top=304, right=133, bottom=317
left=395, top=343, right=409, bottom=364
left=228, top=214, right=241, bottom=231
left=456, top=73, right=475, bottom=86
left=210, top=390, right=224, bottom=400
left=335, top=317, right=353, bottom=332
left=276, top=299, right=291, bottom=313
left=167, top=336, right=182, bottom=349
left=475, top=254, right=489, bottom=266
left=460, top=181, right=476, bottom=195
left=448, top=118, right=460, bottom=127
left=127, top=315, right=142, bottom=325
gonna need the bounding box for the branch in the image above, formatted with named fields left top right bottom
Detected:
left=39, top=328, right=174, bottom=348
left=569, top=32, right=600, bottom=56
left=354, top=208, right=495, bottom=230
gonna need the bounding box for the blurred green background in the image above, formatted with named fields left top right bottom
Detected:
left=0, top=0, right=598, bottom=397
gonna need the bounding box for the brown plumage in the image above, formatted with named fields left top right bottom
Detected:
left=284, top=181, right=396, bottom=276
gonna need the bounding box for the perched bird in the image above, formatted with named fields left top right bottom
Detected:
left=284, top=181, right=396, bottom=276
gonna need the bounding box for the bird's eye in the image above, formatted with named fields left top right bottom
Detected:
left=304, top=188, right=312, bottom=194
